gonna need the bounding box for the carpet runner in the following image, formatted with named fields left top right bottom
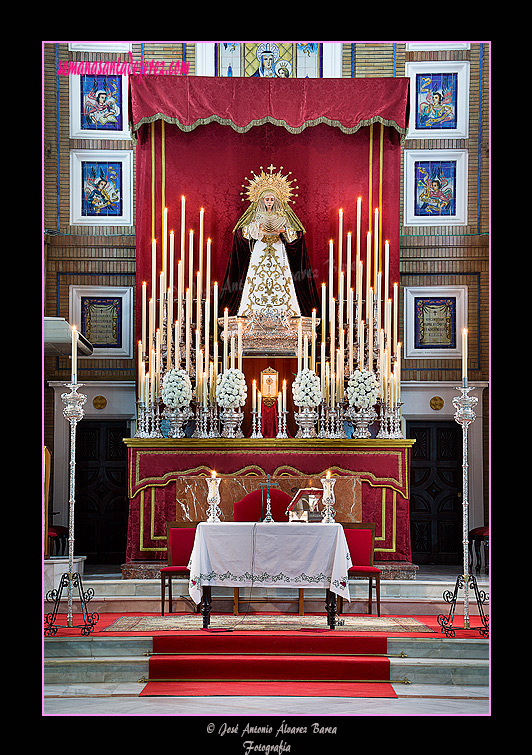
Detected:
left=140, top=630, right=399, bottom=698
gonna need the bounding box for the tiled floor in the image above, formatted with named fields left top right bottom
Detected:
left=43, top=564, right=491, bottom=716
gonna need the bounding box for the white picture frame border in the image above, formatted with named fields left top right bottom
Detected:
left=69, top=284, right=134, bottom=359
left=406, top=60, right=470, bottom=139
left=69, top=74, right=131, bottom=140
left=69, top=149, right=133, bottom=227
left=404, top=285, right=468, bottom=359
left=404, top=148, right=468, bottom=227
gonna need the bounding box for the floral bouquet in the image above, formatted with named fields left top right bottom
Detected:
left=292, top=368, right=322, bottom=408
left=161, top=369, right=193, bottom=408
left=216, top=368, right=247, bottom=409
left=346, top=369, right=379, bottom=409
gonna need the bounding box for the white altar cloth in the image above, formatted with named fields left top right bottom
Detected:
left=188, top=522, right=352, bottom=605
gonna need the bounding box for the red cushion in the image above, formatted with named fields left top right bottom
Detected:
left=348, top=565, right=381, bottom=575
left=344, top=528, right=373, bottom=566
left=160, top=565, right=189, bottom=574
left=167, top=527, right=196, bottom=567
left=469, top=526, right=489, bottom=537
left=234, top=489, right=291, bottom=522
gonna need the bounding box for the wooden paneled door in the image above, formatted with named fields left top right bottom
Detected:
left=407, top=421, right=463, bottom=565
left=74, top=420, right=129, bottom=564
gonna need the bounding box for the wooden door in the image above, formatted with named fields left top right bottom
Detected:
left=74, top=420, right=129, bottom=564
left=407, top=421, right=463, bottom=565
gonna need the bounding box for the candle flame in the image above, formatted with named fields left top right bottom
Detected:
left=326, top=470, right=331, bottom=479
left=211, top=470, right=216, bottom=478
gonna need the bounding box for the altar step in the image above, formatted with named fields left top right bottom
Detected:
left=43, top=634, right=489, bottom=687
left=44, top=576, right=489, bottom=617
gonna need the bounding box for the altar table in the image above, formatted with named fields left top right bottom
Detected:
left=123, top=438, right=415, bottom=564
left=188, top=521, right=352, bottom=629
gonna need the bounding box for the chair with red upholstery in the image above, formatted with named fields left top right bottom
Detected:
left=338, top=523, right=381, bottom=616
left=232, top=488, right=306, bottom=615
left=233, top=488, right=291, bottom=523
left=160, top=521, right=199, bottom=615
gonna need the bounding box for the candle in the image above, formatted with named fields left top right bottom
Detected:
left=328, top=239, right=334, bottom=304
left=311, top=308, right=316, bottom=371
left=282, top=379, right=287, bottom=412
left=230, top=335, right=235, bottom=370
left=356, top=197, right=361, bottom=271
left=374, top=208, right=379, bottom=292
left=177, top=259, right=183, bottom=337
left=237, top=321, right=242, bottom=372
left=141, top=281, right=147, bottom=355
left=367, top=287, right=373, bottom=371
left=278, top=391, right=282, bottom=415
left=258, top=391, right=262, bottom=414
left=304, top=334, right=308, bottom=370
left=321, top=342, right=326, bottom=399
left=376, top=271, right=382, bottom=339
left=185, top=288, right=191, bottom=374
left=213, top=282, right=218, bottom=343
left=297, top=319, right=303, bottom=373
left=169, top=228, right=175, bottom=317
left=174, top=321, right=179, bottom=369
left=384, top=239, right=390, bottom=307
left=71, top=325, right=78, bottom=384
left=359, top=320, right=365, bottom=371
left=321, top=283, right=327, bottom=343
left=396, top=341, right=401, bottom=402
left=393, top=282, right=398, bottom=357
left=149, top=297, right=154, bottom=357
left=196, top=271, right=201, bottom=334
left=330, top=298, right=336, bottom=357
left=339, top=271, right=344, bottom=334
left=180, top=195, right=186, bottom=266
left=159, top=271, right=164, bottom=334
left=462, top=328, right=468, bottom=383
left=366, top=232, right=372, bottom=323
left=252, top=379, right=257, bottom=411
left=166, top=288, right=172, bottom=370
left=151, top=239, right=157, bottom=303
left=346, top=230, right=352, bottom=298
left=188, top=230, right=194, bottom=294
left=199, top=207, right=204, bottom=303
left=162, top=207, right=168, bottom=294
left=338, top=209, right=343, bottom=295
left=223, top=307, right=229, bottom=371
left=155, top=328, right=161, bottom=398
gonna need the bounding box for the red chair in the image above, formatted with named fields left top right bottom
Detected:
left=160, top=521, right=199, bottom=615
left=232, top=488, right=306, bottom=615
left=338, top=523, right=381, bottom=616
left=233, top=488, right=291, bottom=523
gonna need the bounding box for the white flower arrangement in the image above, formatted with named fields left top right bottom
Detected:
left=346, top=369, right=379, bottom=408
left=216, top=368, right=247, bottom=409
left=161, top=369, right=193, bottom=409
left=292, top=368, right=322, bottom=408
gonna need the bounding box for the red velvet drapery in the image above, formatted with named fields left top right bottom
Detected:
left=129, top=75, right=410, bottom=341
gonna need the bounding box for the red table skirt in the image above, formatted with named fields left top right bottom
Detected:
left=124, top=438, right=414, bottom=563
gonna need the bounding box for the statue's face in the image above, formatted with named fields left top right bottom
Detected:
left=263, top=194, right=275, bottom=211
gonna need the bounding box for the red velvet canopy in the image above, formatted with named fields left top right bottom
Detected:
left=129, top=75, right=410, bottom=340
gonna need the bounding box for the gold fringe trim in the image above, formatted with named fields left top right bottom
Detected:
left=129, top=113, right=408, bottom=144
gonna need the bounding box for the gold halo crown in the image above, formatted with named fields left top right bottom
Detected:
left=240, top=164, right=298, bottom=205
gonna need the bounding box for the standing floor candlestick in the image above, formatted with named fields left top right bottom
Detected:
left=437, top=384, right=488, bottom=638
left=44, top=384, right=99, bottom=636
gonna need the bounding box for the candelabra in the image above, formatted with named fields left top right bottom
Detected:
left=276, top=409, right=288, bottom=439
left=251, top=407, right=263, bottom=438
left=206, top=474, right=222, bottom=522
left=44, top=384, right=99, bottom=636
left=437, top=383, right=489, bottom=638
left=321, top=474, right=337, bottom=523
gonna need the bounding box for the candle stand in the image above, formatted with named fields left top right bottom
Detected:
left=437, top=384, right=489, bottom=638
left=259, top=475, right=279, bottom=522
left=44, top=384, right=99, bottom=636
left=276, top=409, right=288, bottom=439
left=206, top=475, right=222, bottom=522
left=321, top=475, right=337, bottom=523
left=251, top=408, right=263, bottom=439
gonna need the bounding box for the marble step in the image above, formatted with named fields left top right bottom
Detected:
left=44, top=577, right=489, bottom=616
left=43, top=636, right=489, bottom=687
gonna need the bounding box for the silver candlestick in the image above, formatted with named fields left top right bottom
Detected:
left=437, top=382, right=489, bottom=637
left=206, top=474, right=222, bottom=522
left=321, top=473, right=337, bottom=523
left=44, top=383, right=99, bottom=636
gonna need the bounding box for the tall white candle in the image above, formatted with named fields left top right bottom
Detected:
left=206, top=238, right=211, bottom=304
left=462, top=328, right=468, bottom=383
left=162, top=207, right=168, bottom=294
left=223, top=308, right=228, bottom=371
left=297, top=318, right=303, bottom=373
left=71, top=325, right=78, bottom=384
left=159, top=271, right=164, bottom=333
left=237, top=321, right=242, bottom=372
left=252, top=379, right=257, bottom=411
left=180, top=196, right=186, bottom=271
left=338, top=271, right=344, bottom=334
left=374, top=208, right=379, bottom=292
left=141, top=281, right=147, bottom=354
left=328, top=239, right=334, bottom=303
left=230, top=335, right=235, bottom=370
left=368, top=287, right=373, bottom=371
left=304, top=334, right=308, bottom=370
left=149, top=297, right=154, bottom=356
left=321, top=283, right=327, bottom=343
left=356, top=197, right=361, bottom=271
left=151, top=239, right=157, bottom=303
left=366, top=232, right=372, bottom=324
left=188, top=230, right=194, bottom=295
left=311, top=308, right=316, bottom=371
left=359, top=320, right=365, bottom=371
left=393, top=282, right=398, bottom=357
left=213, top=282, right=218, bottom=343
left=283, top=379, right=287, bottom=412
left=321, top=342, right=326, bottom=399
left=384, top=239, right=390, bottom=307
left=185, top=288, right=191, bottom=374
left=346, top=230, right=352, bottom=297
left=155, top=329, right=161, bottom=398
left=199, top=207, right=204, bottom=303
left=338, top=209, right=343, bottom=295
left=174, top=321, right=179, bottom=369
left=396, top=341, right=401, bottom=402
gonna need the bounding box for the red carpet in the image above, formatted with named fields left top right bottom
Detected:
left=140, top=630, right=397, bottom=698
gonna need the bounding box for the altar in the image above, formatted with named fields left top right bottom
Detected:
left=123, top=437, right=415, bottom=567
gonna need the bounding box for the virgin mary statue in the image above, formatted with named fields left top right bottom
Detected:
left=219, top=165, right=320, bottom=319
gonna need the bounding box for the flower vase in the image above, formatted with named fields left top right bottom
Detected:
left=295, top=406, right=318, bottom=438
left=221, top=407, right=244, bottom=438
left=352, top=406, right=377, bottom=439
